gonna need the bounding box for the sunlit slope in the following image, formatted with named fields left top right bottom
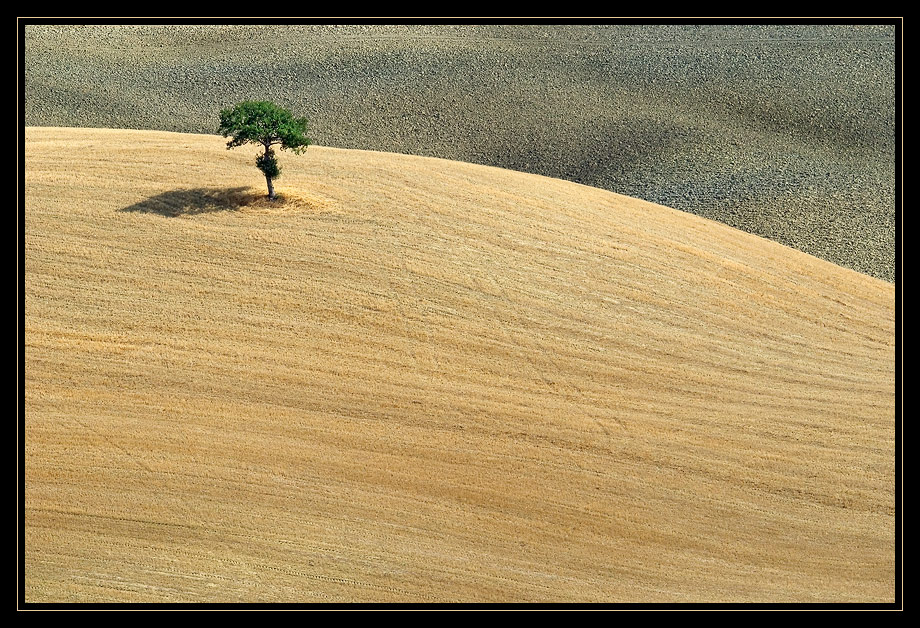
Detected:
left=24, top=127, right=895, bottom=602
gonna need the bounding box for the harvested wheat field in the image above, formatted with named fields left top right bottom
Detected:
left=23, top=127, right=895, bottom=603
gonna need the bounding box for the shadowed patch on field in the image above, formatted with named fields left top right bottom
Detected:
left=118, top=187, right=319, bottom=217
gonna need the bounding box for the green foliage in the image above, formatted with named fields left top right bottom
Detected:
left=256, top=149, right=281, bottom=180
left=218, top=101, right=311, bottom=154
left=218, top=101, right=310, bottom=198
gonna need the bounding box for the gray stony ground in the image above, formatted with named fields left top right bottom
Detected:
left=24, top=24, right=896, bottom=281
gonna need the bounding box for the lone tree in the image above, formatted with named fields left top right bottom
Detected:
left=218, top=101, right=311, bottom=200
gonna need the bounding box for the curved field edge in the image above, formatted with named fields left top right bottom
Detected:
left=24, top=127, right=894, bottom=602
left=24, top=24, right=897, bottom=281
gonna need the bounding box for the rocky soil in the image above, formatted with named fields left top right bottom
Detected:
left=24, top=23, right=896, bottom=281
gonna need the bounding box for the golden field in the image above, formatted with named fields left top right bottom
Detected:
left=24, top=127, right=895, bottom=603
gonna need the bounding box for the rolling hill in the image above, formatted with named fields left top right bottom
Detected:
left=24, top=127, right=895, bottom=603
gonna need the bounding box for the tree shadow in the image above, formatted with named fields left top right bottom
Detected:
left=118, top=187, right=267, bottom=217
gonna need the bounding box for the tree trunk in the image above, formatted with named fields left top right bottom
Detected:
left=263, top=141, right=276, bottom=200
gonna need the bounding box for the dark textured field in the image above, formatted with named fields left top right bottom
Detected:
left=23, top=24, right=896, bottom=281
